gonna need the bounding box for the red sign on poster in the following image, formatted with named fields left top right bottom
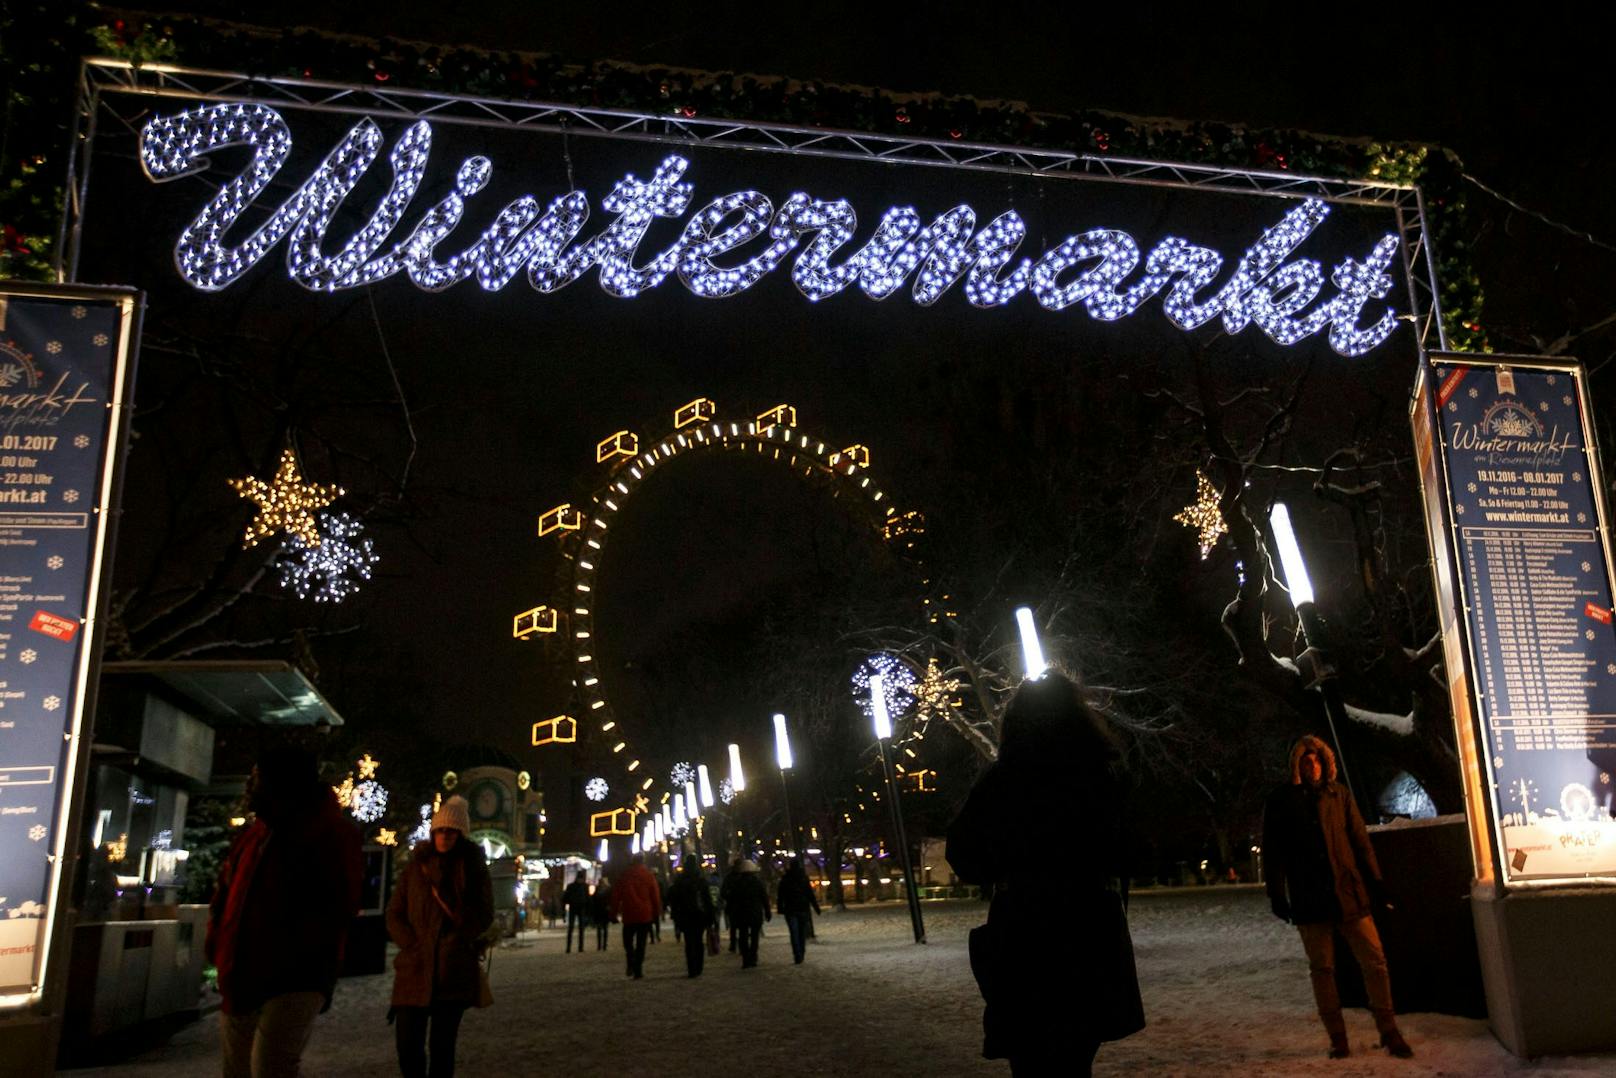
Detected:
left=28, top=611, right=78, bottom=641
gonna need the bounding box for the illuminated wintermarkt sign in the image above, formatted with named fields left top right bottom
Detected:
left=137, top=103, right=1402, bottom=358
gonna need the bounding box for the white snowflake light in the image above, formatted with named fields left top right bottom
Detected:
left=718, top=777, right=735, bottom=805
left=851, top=654, right=917, bottom=722
left=669, top=761, right=696, bottom=787
left=584, top=776, right=610, bottom=802
left=19, top=649, right=36, bottom=664
left=139, top=105, right=1402, bottom=357
left=42, top=695, right=61, bottom=711
left=350, top=779, right=389, bottom=823
left=276, top=511, right=378, bottom=602
left=410, top=803, right=432, bottom=844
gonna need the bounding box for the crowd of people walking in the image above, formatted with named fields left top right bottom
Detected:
left=203, top=668, right=1413, bottom=1076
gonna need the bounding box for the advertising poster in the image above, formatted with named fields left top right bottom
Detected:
left=0, top=286, right=137, bottom=1003
left=1430, top=355, right=1616, bottom=884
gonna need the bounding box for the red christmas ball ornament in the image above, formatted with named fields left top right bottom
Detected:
left=681, top=105, right=697, bottom=119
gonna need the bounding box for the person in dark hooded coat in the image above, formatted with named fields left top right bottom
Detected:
left=665, top=859, right=717, bottom=977
left=946, top=671, right=1143, bottom=1077
left=1263, top=734, right=1412, bottom=1059
left=387, top=795, right=495, bottom=1078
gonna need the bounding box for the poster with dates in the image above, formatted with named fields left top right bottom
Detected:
left=1430, top=356, right=1616, bottom=885
left=0, top=287, right=137, bottom=1002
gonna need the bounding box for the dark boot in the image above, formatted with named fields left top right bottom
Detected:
left=1378, top=1030, right=1414, bottom=1058
left=1327, top=1033, right=1350, bottom=1059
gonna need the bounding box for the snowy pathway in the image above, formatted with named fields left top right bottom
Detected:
left=69, top=889, right=1616, bottom=1076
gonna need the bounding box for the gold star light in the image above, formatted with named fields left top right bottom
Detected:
left=376, top=828, right=398, bottom=847
left=228, top=448, right=343, bottom=548
left=1173, top=470, right=1228, bottom=560
left=356, top=754, right=379, bottom=780
left=915, top=658, right=962, bottom=721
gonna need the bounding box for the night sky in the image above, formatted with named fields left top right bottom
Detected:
left=57, top=8, right=1616, bottom=840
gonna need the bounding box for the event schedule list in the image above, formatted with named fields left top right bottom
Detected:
left=1436, top=364, right=1616, bottom=762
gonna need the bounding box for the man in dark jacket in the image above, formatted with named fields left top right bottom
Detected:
left=666, top=860, right=717, bottom=977
left=1264, top=735, right=1413, bottom=1060
left=208, top=745, right=363, bottom=1078
left=725, top=859, right=771, bottom=968
left=775, top=857, right=820, bottom=964
left=562, top=868, right=590, bottom=954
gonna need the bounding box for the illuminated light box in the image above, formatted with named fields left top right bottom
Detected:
left=531, top=715, right=577, bottom=745
left=590, top=807, right=638, bottom=837
left=674, top=397, right=716, bottom=428
left=538, top=503, right=584, bottom=536
left=512, top=605, right=558, bottom=639
left=597, top=431, right=638, bottom=463
left=832, top=444, right=870, bottom=468
left=756, top=404, right=797, bottom=429
left=883, top=510, right=926, bottom=541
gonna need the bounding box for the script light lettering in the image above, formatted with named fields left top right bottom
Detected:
left=140, top=103, right=1401, bottom=357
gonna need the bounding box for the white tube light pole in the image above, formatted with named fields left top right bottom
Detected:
left=1268, top=501, right=1357, bottom=807
left=773, top=712, right=798, bottom=857
left=697, top=764, right=715, bottom=808
left=1014, top=606, right=1048, bottom=680
left=871, top=674, right=925, bottom=944
left=728, top=743, right=746, bottom=793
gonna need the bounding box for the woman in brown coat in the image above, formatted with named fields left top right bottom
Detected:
left=387, top=795, right=494, bottom=1078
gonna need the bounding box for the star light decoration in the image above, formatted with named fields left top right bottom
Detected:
left=1173, top=471, right=1228, bottom=560
left=585, top=777, right=610, bottom=802
left=851, top=653, right=917, bottom=722
left=140, top=104, right=1402, bottom=358
left=276, top=511, right=377, bottom=602
left=914, top=658, right=963, bottom=723
left=376, top=828, right=398, bottom=847
left=228, top=448, right=343, bottom=549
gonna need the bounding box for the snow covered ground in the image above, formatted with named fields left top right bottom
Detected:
left=70, top=888, right=1616, bottom=1076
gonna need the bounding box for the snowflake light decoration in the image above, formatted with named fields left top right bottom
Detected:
left=19, top=649, right=36, bottom=664
left=718, top=777, right=735, bottom=805
left=585, top=777, right=610, bottom=802
left=45, top=340, right=61, bottom=354
left=228, top=448, right=343, bottom=548
left=42, top=695, right=61, bottom=712
left=276, top=511, right=378, bottom=602
left=410, top=803, right=432, bottom=844
left=851, top=653, right=917, bottom=721
left=62, top=490, right=79, bottom=504
left=350, top=779, right=389, bottom=823
left=93, top=333, right=109, bottom=346
left=74, top=435, right=90, bottom=449
left=29, top=824, right=46, bottom=842
left=46, top=556, right=63, bottom=570
left=669, top=761, right=696, bottom=787
left=1173, top=470, right=1227, bottom=559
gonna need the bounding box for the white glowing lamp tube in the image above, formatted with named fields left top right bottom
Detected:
left=728, top=743, right=747, bottom=792
left=654, top=813, right=666, bottom=843
left=598, top=838, right=609, bottom=862
left=773, top=713, right=794, bottom=770
left=1014, top=606, right=1048, bottom=680
left=642, top=820, right=654, bottom=848
left=697, top=763, right=715, bottom=808
left=674, top=794, right=689, bottom=830
left=1268, top=503, right=1316, bottom=606
left=686, top=780, right=702, bottom=818
left=871, top=673, right=893, bottom=740
left=632, top=833, right=642, bottom=855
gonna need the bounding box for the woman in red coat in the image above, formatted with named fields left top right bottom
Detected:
left=387, top=796, right=494, bottom=1078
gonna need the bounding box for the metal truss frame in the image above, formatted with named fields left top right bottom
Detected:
left=60, top=59, right=1445, bottom=348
